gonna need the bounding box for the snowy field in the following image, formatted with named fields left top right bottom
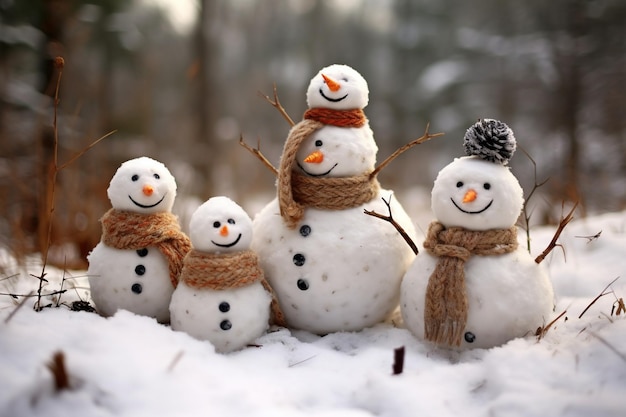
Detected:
left=1, top=209, right=625, bottom=417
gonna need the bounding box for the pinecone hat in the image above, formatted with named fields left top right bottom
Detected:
left=463, top=119, right=516, bottom=165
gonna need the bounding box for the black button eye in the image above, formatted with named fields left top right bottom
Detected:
left=483, top=183, right=491, bottom=190
left=213, top=221, right=221, bottom=228
left=456, top=181, right=464, bottom=188
left=227, top=218, right=235, bottom=225
left=131, top=174, right=139, bottom=181
left=315, top=140, right=323, bottom=147
left=153, top=173, right=160, bottom=179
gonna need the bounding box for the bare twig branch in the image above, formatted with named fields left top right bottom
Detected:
left=517, top=146, right=550, bottom=253
left=57, top=130, right=117, bottom=171
left=613, top=298, right=625, bottom=316
left=239, top=134, right=278, bottom=175
left=364, top=195, right=418, bottom=255
left=258, top=83, right=295, bottom=127
left=534, top=201, right=578, bottom=264
left=370, top=123, right=444, bottom=179
left=578, top=276, right=620, bottom=319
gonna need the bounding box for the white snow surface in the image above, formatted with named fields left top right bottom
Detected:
left=1, top=209, right=626, bottom=417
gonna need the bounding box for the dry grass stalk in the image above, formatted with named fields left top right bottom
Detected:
left=536, top=310, right=567, bottom=341
left=578, top=276, right=620, bottom=319
left=364, top=195, right=418, bottom=255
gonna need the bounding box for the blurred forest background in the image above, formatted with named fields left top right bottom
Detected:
left=1, top=0, right=624, bottom=269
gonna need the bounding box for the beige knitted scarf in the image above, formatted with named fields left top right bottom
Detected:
left=101, top=208, right=192, bottom=288
left=179, top=249, right=286, bottom=327
left=277, top=108, right=379, bottom=229
left=423, top=221, right=519, bottom=347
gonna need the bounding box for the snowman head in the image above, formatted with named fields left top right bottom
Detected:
left=107, top=157, right=177, bottom=214
left=189, top=196, right=253, bottom=254
left=431, top=119, right=524, bottom=231
left=294, top=125, right=377, bottom=178
left=306, top=64, right=369, bottom=110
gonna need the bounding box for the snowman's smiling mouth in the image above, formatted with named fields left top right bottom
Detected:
left=319, top=89, right=348, bottom=103
left=451, top=198, right=494, bottom=214
left=211, top=234, right=242, bottom=248
left=297, top=162, right=338, bottom=177
left=129, top=194, right=166, bottom=209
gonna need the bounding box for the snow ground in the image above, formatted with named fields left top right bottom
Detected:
left=1, top=210, right=625, bottom=417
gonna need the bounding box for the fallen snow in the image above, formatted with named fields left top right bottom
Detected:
left=1, top=210, right=625, bottom=417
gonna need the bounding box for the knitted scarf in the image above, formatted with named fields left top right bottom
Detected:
left=100, top=209, right=192, bottom=288
left=277, top=108, right=378, bottom=229
left=180, top=249, right=286, bottom=327
left=423, top=221, right=519, bottom=347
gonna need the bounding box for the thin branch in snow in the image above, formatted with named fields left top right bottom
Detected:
left=47, top=351, right=71, bottom=392
left=535, top=201, right=578, bottom=264
left=536, top=310, right=567, bottom=341
left=575, top=230, right=602, bottom=244
left=588, top=332, right=626, bottom=362
left=517, top=146, right=550, bottom=254
left=392, top=346, right=405, bottom=375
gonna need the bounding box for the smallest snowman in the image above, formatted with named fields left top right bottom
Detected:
left=401, top=119, right=554, bottom=349
left=170, top=196, right=284, bottom=353
left=88, top=157, right=191, bottom=323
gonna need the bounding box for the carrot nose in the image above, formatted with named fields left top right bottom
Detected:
left=463, top=189, right=477, bottom=203
left=220, top=225, right=229, bottom=237
left=322, top=74, right=341, bottom=92
left=142, top=184, right=154, bottom=196
left=304, top=150, right=324, bottom=164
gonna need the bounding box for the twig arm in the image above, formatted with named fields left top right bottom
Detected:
left=258, top=83, right=295, bottom=127
left=239, top=134, right=278, bottom=176
left=364, top=195, right=418, bottom=255
left=371, top=123, right=444, bottom=179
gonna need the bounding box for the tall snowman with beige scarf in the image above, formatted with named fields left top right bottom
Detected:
left=401, top=119, right=555, bottom=349
left=251, top=64, right=417, bottom=334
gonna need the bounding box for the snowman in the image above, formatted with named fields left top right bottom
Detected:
left=87, top=157, right=191, bottom=323
left=400, top=119, right=555, bottom=349
left=251, top=64, right=417, bottom=334
left=170, top=196, right=284, bottom=353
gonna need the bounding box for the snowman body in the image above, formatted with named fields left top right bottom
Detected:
left=402, top=246, right=554, bottom=349
left=169, top=196, right=273, bottom=352
left=401, top=123, right=555, bottom=349
left=170, top=281, right=270, bottom=352
left=253, top=192, right=415, bottom=334
left=252, top=64, right=416, bottom=334
left=88, top=244, right=174, bottom=323
left=87, top=157, right=183, bottom=323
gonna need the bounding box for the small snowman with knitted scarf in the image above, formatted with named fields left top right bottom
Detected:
left=250, top=64, right=440, bottom=335
left=88, top=157, right=192, bottom=323
left=170, top=196, right=285, bottom=353
left=400, top=119, right=555, bottom=349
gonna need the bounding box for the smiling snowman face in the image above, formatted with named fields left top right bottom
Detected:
left=431, top=156, right=524, bottom=231
left=189, top=196, right=252, bottom=254
left=306, top=64, right=369, bottom=110
left=107, top=157, right=177, bottom=214
left=294, top=126, right=377, bottom=178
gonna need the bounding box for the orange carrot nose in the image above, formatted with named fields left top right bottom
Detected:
left=220, top=225, right=229, bottom=237
left=304, top=150, right=324, bottom=164
left=142, top=184, right=154, bottom=196
left=463, top=189, right=477, bottom=203
left=322, top=74, right=341, bottom=92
